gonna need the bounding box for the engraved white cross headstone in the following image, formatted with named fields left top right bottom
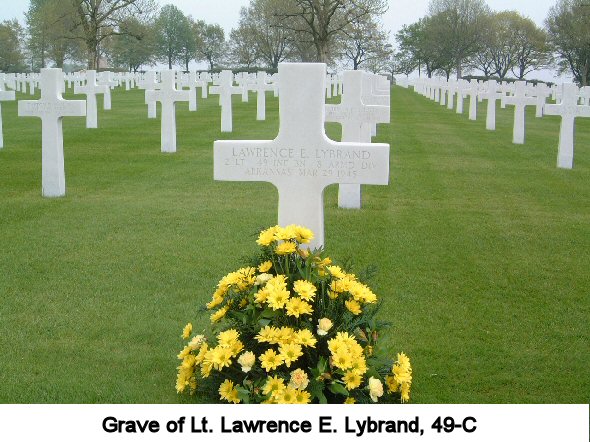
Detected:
left=145, top=70, right=190, bottom=153
left=447, top=80, right=458, bottom=110
left=467, top=79, right=479, bottom=121
left=544, top=83, right=590, bottom=169
left=18, top=68, right=86, bottom=197
left=325, top=70, right=390, bottom=209
left=97, top=72, right=117, bottom=110
left=534, top=83, right=551, bottom=118
left=214, top=63, right=390, bottom=249
left=479, top=80, right=502, bottom=131
left=504, top=81, right=537, bottom=144
left=0, top=84, right=16, bottom=149
left=253, top=71, right=274, bottom=121
left=74, top=70, right=108, bottom=129
left=185, top=71, right=199, bottom=112
left=209, top=70, right=242, bottom=132
left=138, top=71, right=158, bottom=118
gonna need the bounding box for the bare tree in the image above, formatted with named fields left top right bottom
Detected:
left=276, top=0, right=387, bottom=63
left=428, top=0, right=490, bottom=78
left=70, top=0, right=157, bottom=69
left=546, top=0, right=590, bottom=86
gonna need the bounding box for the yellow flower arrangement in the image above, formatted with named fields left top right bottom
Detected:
left=176, top=225, right=412, bottom=404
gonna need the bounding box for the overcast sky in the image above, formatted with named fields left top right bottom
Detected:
left=1, top=0, right=567, bottom=80
left=1, top=0, right=559, bottom=35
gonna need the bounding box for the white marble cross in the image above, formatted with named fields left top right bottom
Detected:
left=456, top=80, right=469, bottom=114
left=186, top=71, right=199, bottom=112
left=479, top=80, right=502, bottom=131
left=74, top=70, right=108, bottom=129
left=197, top=73, right=210, bottom=99
left=533, top=83, right=551, bottom=117
left=361, top=72, right=389, bottom=137
left=209, top=70, right=242, bottom=132
left=439, top=81, right=448, bottom=106
left=0, top=84, right=16, bottom=149
left=97, top=72, right=117, bottom=110
left=466, top=79, right=479, bottom=121
left=325, top=70, right=390, bottom=209
left=544, top=83, right=590, bottom=169
left=235, top=72, right=251, bottom=103
left=252, top=71, right=274, bottom=121
left=145, top=70, right=190, bottom=153
left=214, top=63, right=390, bottom=249
left=447, top=80, right=458, bottom=110
left=504, top=81, right=537, bottom=144
left=18, top=68, right=86, bottom=197
left=138, top=71, right=158, bottom=118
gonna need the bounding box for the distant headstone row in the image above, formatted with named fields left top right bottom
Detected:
left=407, top=77, right=590, bottom=170
left=0, top=65, right=392, bottom=248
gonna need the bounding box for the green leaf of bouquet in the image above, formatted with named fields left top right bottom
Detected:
left=328, top=382, right=349, bottom=397
left=309, top=380, right=327, bottom=404
left=258, top=319, right=271, bottom=327
left=236, top=386, right=250, bottom=404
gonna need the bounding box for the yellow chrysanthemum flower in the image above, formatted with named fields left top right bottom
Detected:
left=262, top=375, right=286, bottom=398
left=332, top=348, right=354, bottom=370
left=326, top=265, right=346, bottom=279
left=292, top=225, right=314, bottom=244
left=210, top=305, right=229, bottom=323
left=293, top=280, right=317, bottom=301
left=177, top=345, right=191, bottom=360
left=285, top=297, right=313, bottom=318
left=345, top=299, right=362, bottom=315
left=344, top=397, right=356, bottom=404
left=343, top=371, right=362, bottom=390
left=279, top=343, right=303, bottom=368
left=194, top=342, right=208, bottom=364
left=266, top=287, right=290, bottom=310
left=259, top=349, right=284, bottom=372
left=256, top=325, right=279, bottom=344
left=276, top=386, right=298, bottom=404
left=219, top=379, right=241, bottom=404
left=385, top=374, right=399, bottom=393
left=182, top=323, right=192, bottom=339
left=294, top=329, right=317, bottom=348
left=206, top=294, right=224, bottom=310
left=257, top=226, right=280, bottom=246
left=217, top=329, right=239, bottom=346
left=350, top=357, right=368, bottom=375
left=275, top=241, right=297, bottom=255
left=208, top=346, right=234, bottom=370
left=401, top=382, right=411, bottom=403
left=294, top=389, right=312, bottom=404
left=258, top=260, right=273, bottom=273
left=277, top=326, right=296, bottom=344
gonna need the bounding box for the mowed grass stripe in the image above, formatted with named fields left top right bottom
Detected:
left=0, top=84, right=588, bottom=403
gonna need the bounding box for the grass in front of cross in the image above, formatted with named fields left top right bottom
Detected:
left=0, top=84, right=588, bottom=403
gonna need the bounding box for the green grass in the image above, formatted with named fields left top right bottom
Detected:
left=0, top=84, right=588, bottom=403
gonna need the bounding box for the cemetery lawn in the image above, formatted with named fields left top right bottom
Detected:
left=1, top=85, right=589, bottom=404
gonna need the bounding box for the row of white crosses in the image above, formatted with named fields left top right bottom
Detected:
left=214, top=63, right=390, bottom=249
left=325, top=70, right=390, bottom=209
left=411, top=77, right=590, bottom=169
